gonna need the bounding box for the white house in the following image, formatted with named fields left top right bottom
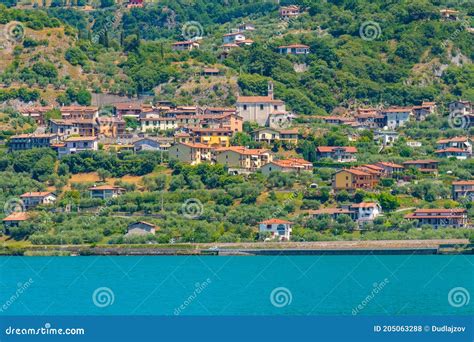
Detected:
left=258, top=219, right=293, bottom=241
left=381, top=107, right=412, bottom=129
left=374, top=130, right=399, bottom=147
left=89, top=185, right=126, bottom=200
left=223, top=32, right=246, bottom=44
left=58, top=136, right=98, bottom=158
left=278, top=44, right=310, bottom=55
left=20, top=192, right=57, bottom=209
left=350, top=202, right=382, bottom=223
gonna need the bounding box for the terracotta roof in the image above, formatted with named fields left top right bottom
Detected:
left=437, top=136, right=470, bottom=144
left=259, top=218, right=292, bottom=225
left=271, top=158, right=312, bottom=168
left=237, top=96, right=284, bottom=104
left=361, top=164, right=384, bottom=171
left=382, top=107, right=413, bottom=113
left=452, top=180, right=474, bottom=185
left=403, top=160, right=438, bottom=165
left=317, top=146, right=357, bottom=153
left=216, top=146, right=269, bottom=155
left=60, top=106, right=98, bottom=112
left=338, top=168, right=371, bottom=176
left=375, top=161, right=404, bottom=169
left=65, top=136, right=97, bottom=142
left=3, top=212, right=29, bottom=222
left=20, top=105, right=53, bottom=113
left=222, top=43, right=239, bottom=47
left=408, top=208, right=466, bottom=214
left=435, top=148, right=468, bottom=153
left=20, top=192, right=53, bottom=198
left=351, top=202, right=378, bottom=208
left=11, top=133, right=57, bottom=139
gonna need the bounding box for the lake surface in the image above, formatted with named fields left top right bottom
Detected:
left=0, top=255, right=472, bottom=316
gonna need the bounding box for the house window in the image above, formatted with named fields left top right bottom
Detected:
left=260, top=105, right=264, bottom=110
left=243, top=105, right=247, bottom=110
left=274, top=105, right=278, bottom=110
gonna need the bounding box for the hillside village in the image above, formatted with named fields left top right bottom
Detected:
left=0, top=0, right=473, bottom=247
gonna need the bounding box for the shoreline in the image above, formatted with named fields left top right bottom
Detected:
left=1, top=239, right=472, bottom=256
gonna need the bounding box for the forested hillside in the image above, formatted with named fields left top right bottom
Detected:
left=0, top=0, right=472, bottom=113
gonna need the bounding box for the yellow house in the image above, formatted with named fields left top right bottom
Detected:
left=168, top=142, right=214, bottom=165
left=191, top=128, right=232, bottom=148
left=214, top=146, right=272, bottom=171
left=252, top=128, right=299, bottom=145
left=334, top=169, right=376, bottom=190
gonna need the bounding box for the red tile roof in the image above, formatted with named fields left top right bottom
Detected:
left=20, top=192, right=53, bottom=198
left=3, top=212, right=29, bottom=221
left=259, top=219, right=292, bottom=225
left=317, top=146, right=357, bottom=153
left=452, top=180, right=474, bottom=185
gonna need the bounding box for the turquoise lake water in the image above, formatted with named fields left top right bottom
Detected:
left=0, top=255, right=472, bottom=316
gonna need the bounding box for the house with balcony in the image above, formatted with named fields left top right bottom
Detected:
left=452, top=180, right=474, bottom=201
left=223, top=32, right=246, bottom=44
left=436, top=137, right=472, bottom=159
left=354, top=109, right=386, bottom=128
left=59, top=106, right=99, bottom=120
left=350, top=202, right=382, bottom=223
left=374, top=161, right=404, bottom=176
left=133, top=137, right=172, bottom=152
left=374, top=130, right=399, bottom=147
left=199, top=113, right=243, bottom=133
left=9, top=133, right=59, bottom=151
left=89, top=185, right=126, bottom=200
left=402, top=160, right=439, bottom=174
left=172, top=40, right=200, bottom=51
left=98, top=117, right=126, bottom=138
left=333, top=168, right=377, bottom=190
left=405, top=209, right=468, bottom=228
left=448, top=100, right=472, bottom=116
left=189, top=128, right=233, bottom=148
left=412, top=101, right=436, bottom=121
left=278, top=44, right=310, bottom=55
left=168, top=142, right=214, bottom=165
left=58, top=136, right=98, bottom=158
left=261, top=158, right=312, bottom=175
left=316, top=146, right=357, bottom=163
left=214, top=146, right=272, bottom=172
left=440, top=9, right=459, bottom=20
left=19, top=105, right=53, bottom=125
left=258, top=218, right=293, bottom=241
left=20, top=192, right=56, bottom=209
left=251, top=128, right=299, bottom=145
left=279, top=5, right=301, bottom=19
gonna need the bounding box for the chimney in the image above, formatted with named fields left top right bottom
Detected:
left=268, top=81, right=274, bottom=100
